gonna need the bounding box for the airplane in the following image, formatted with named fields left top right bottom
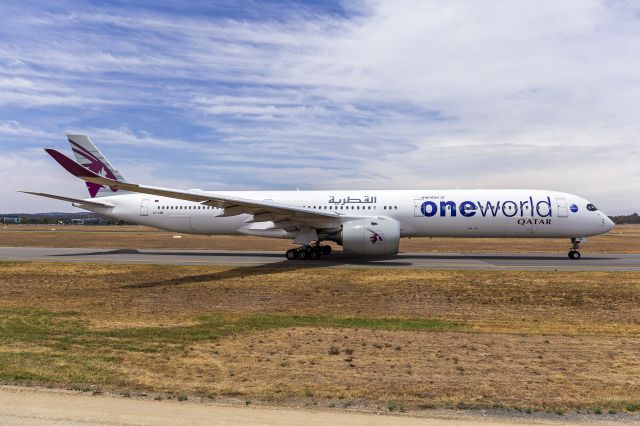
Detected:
left=21, top=135, right=615, bottom=261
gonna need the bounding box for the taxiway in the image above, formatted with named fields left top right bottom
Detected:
left=1, top=247, right=639, bottom=271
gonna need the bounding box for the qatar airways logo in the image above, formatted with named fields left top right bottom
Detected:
left=69, top=140, right=119, bottom=198
left=419, top=196, right=553, bottom=218
left=366, top=228, right=383, bottom=244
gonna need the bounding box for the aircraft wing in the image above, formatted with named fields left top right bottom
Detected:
left=44, top=149, right=341, bottom=224
left=19, top=191, right=114, bottom=209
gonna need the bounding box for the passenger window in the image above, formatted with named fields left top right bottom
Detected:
left=394, top=206, right=397, bottom=210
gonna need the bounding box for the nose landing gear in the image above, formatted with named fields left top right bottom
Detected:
left=568, top=237, right=582, bottom=260
left=285, top=243, right=332, bottom=260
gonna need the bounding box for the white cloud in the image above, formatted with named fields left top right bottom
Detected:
left=0, top=150, right=87, bottom=213
left=0, top=121, right=50, bottom=138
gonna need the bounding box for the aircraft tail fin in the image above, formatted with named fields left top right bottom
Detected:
left=67, top=134, right=127, bottom=198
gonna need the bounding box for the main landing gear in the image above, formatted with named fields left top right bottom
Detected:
left=285, top=244, right=332, bottom=260
left=568, top=237, right=581, bottom=260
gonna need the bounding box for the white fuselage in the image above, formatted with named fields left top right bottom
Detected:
left=80, top=189, right=614, bottom=239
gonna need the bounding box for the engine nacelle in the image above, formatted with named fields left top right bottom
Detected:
left=340, top=217, right=400, bottom=256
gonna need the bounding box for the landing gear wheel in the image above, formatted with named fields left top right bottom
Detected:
left=320, top=245, right=332, bottom=256
left=309, top=248, right=321, bottom=260
left=568, top=238, right=582, bottom=260
left=297, top=249, right=308, bottom=260
left=286, top=249, right=298, bottom=260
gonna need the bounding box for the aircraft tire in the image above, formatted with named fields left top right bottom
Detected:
left=321, top=245, right=332, bottom=256
left=286, top=249, right=298, bottom=260
left=309, top=248, right=321, bottom=260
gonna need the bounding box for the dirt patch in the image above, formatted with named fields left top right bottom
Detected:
left=1, top=263, right=639, bottom=335
left=0, top=262, right=639, bottom=412
left=201, top=328, right=640, bottom=410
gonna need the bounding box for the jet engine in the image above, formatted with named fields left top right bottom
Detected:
left=339, top=217, right=400, bottom=256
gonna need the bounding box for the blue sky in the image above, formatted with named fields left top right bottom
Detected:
left=1, top=0, right=639, bottom=214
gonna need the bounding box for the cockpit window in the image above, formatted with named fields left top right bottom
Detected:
left=587, top=204, right=598, bottom=211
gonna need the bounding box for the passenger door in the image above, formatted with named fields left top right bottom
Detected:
left=556, top=198, right=568, bottom=218
left=140, top=198, right=149, bottom=216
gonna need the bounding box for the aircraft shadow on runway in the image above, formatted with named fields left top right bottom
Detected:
left=50, top=248, right=415, bottom=265
left=44, top=248, right=628, bottom=289
left=51, top=248, right=618, bottom=263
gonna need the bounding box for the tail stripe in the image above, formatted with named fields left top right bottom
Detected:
left=66, top=135, right=127, bottom=198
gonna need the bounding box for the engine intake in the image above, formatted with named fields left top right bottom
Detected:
left=340, top=217, right=400, bottom=256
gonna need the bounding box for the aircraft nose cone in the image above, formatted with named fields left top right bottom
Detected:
left=605, top=216, right=615, bottom=231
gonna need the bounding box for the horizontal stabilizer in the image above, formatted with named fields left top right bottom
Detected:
left=19, top=191, right=114, bottom=208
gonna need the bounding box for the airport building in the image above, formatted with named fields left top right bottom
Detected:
left=0, top=217, right=21, bottom=224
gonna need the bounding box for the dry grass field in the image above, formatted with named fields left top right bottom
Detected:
left=0, top=224, right=639, bottom=253
left=0, top=261, right=639, bottom=414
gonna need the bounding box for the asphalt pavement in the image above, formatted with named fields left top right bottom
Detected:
left=1, top=246, right=639, bottom=271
